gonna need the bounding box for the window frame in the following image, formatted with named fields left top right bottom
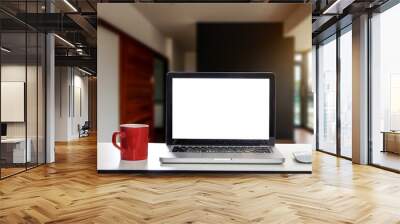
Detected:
left=367, top=0, right=400, bottom=173
left=315, top=23, right=353, bottom=161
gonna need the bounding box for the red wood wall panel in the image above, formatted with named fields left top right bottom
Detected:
left=119, top=35, right=154, bottom=140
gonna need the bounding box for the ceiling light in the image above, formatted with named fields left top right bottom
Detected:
left=322, top=0, right=354, bottom=15
left=54, top=34, right=75, bottom=48
left=323, top=0, right=341, bottom=14
left=76, top=48, right=85, bottom=56
left=78, top=67, right=93, bottom=76
left=1, top=47, right=11, bottom=53
left=63, top=0, right=78, bottom=12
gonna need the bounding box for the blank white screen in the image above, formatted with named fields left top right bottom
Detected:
left=172, top=78, right=269, bottom=139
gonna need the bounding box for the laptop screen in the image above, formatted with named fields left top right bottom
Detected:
left=172, top=77, right=270, bottom=140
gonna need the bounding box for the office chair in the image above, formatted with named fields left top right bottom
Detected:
left=79, top=121, right=90, bottom=138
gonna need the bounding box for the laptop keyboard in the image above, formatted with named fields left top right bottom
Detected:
left=172, top=145, right=273, bottom=153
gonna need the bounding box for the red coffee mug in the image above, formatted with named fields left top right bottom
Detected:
left=112, top=124, right=149, bottom=161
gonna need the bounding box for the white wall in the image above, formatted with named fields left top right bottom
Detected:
left=72, top=74, right=89, bottom=138
left=98, top=3, right=185, bottom=66
left=54, top=67, right=89, bottom=141
left=284, top=5, right=312, bottom=52
left=98, top=3, right=166, bottom=56
left=166, top=38, right=184, bottom=71
left=97, top=3, right=190, bottom=143
left=55, top=67, right=70, bottom=141
left=1, top=65, right=26, bottom=81
left=97, top=26, right=120, bottom=143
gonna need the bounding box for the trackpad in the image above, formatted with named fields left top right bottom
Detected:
left=213, top=158, right=232, bottom=161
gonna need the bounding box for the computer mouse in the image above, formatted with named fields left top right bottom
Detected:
left=293, top=151, right=312, bottom=164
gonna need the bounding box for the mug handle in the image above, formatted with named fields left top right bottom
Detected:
left=112, top=131, right=121, bottom=150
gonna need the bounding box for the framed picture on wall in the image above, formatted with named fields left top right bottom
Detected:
left=1, top=81, right=25, bottom=122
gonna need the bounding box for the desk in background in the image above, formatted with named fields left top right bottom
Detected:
left=97, top=143, right=312, bottom=173
left=382, top=131, right=400, bottom=154
left=1, top=138, right=31, bottom=164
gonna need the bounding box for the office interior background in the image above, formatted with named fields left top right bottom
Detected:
left=0, top=0, right=399, bottom=174
left=97, top=3, right=312, bottom=146
left=0, top=0, right=400, bottom=222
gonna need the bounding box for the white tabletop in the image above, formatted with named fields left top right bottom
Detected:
left=97, top=143, right=312, bottom=173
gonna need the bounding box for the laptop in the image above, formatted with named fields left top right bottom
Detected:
left=160, top=72, right=285, bottom=164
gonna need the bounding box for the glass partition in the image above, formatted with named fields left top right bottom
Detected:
left=0, top=2, right=46, bottom=179
left=1, top=31, right=28, bottom=177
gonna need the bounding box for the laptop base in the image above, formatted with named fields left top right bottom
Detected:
left=160, top=149, right=285, bottom=164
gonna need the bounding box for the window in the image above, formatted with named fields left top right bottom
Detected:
left=370, top=3, right=400, bottom=171
left=339, top=28, right=352, bottom=158
left=294, top=52, right=314, bottom=131
left=307, top=51, right=314, bottom=130
left=316, top=23, right=353, bottom=159
left=317, top=36, right=337, bottom=154
left=294, top=63, right=302, bottom=126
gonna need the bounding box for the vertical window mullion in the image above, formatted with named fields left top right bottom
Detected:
left=367, top=11, right=373, bottom=165
left=25, top=0, right=28, bottom=171
left=36, top=0, right=39, bottom=167
left=336, top=30, right=341, bottom=157
left=316, top=45, right=320, bottom=150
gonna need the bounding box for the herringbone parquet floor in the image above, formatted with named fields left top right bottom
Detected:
left=1, top=135, right=400, bottom=224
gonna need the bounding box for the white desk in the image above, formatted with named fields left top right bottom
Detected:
left=1, top=138, right=31, bottom=163
left=97, top=143, right=312, bottom=173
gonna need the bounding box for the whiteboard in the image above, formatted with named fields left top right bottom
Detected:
left=1, top=82, right=25, bottom=122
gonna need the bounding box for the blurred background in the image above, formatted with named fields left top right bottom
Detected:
left=97, top=3, right=313, bottom=144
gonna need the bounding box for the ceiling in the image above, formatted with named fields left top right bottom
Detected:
left=0, top=0, right=100, bottom=74
left=1, top=32, right=45, bottom=64
left=134, top=3, right=303, bottom=51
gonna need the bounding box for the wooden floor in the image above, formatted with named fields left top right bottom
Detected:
left=294, top=128, right=314, bottom=144
left=1, top=135, right=400, bottom=223
left=0, top=167, right=26, bottom=178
